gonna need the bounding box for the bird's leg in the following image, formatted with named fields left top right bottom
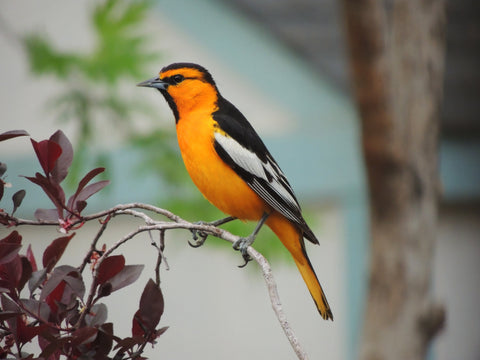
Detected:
left=233, top=212, right=270, bottom=268
left=189, top=216, right=237, bottom=248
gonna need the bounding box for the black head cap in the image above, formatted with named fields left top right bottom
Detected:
left=160, top=62, right=216, bottom=86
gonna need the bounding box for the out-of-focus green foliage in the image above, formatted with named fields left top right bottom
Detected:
left=130, top=129, right=192, bottom=189
left=22, top=0, right=176, bottom=187
left=24, top=0, right=157, bottom=84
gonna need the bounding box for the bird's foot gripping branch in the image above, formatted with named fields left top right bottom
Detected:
left=188, top=216, right=236, bottom=248
left=0, top=129, right=310, bottom=360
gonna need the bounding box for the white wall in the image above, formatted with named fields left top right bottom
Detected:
left=434, top=207, right=480, bottom=360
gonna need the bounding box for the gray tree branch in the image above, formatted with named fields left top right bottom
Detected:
left=9, top=202, right=309, bottom=360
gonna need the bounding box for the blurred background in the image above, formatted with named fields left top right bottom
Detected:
left=0, top=0, right=479, bottom=359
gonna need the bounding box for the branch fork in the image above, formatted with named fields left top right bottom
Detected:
left=10, top=202, right=309, bottom=360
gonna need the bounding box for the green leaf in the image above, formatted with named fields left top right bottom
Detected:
left=23, top=34, right=81, bottom=78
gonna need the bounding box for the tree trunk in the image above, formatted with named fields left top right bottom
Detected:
left=341, top=1, right=446, bottom=359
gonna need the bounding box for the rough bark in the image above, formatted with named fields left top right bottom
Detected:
left=341, top=1, right=446, bottom=359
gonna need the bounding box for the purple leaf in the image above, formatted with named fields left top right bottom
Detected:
left=0, top=310, right=22, bottom=321
left=44, top=281, right=66, bottom=316
left=12, top=189, right=26, bottom=215
left=132, top=279, right=164, bottom=336
left=1, top=293, right=20, bottom=334
left=75, top=200, right=87, bottom=214
left=26, top=244, right=37, bottom=272
left=0, top=231, right=22, bottom=265
left=113, top=336, right=143, bottom=352
left=76, top=180, right=110, bottom=203
left=34, top=208, right=60, bottom=222
left=31, top=139, right=62, bottom=176
left=68, top=180, right=109, bottom=214
left=94, top=322, right=114, bottom=356
left=62, top=270, right=85, bottom=299
left=71, top=327, right=98, bottom=347
left=28, top=268, right=48, bottom=294
left=20, top=298, right=51, bottom=322
left=67, top=167, right=106, bottom=211
left=1, top=293, right=20, bottom=312
left=38, top=330, right=64, bottom=360
left=49, top=130, right=73, bottom=184
left=97, top=255, right=125, bottom=285
left=0, top=180, right=4, bottom=203
left=156, top=326, right=169, bottom=337
left=0, top=254, right=22, bottom=290
left=42, top=233, right=75, bottom=272
left=16, top=318, right=48, bottom=345
left=97, top=283, right=112, bottom=298
left=26, top=173, right=65, bottom=219
left=85, top=303, right=108, bottom=327
left=76, top=168, right=105, bottom=194
left=0, top=162, right=6, bottom=205
left=18, top=256, right=33, bottom=291
left=40, top=265, right=78, bottom=301
left=132, top=311, right=143, bottom=336
left=0, top=162, right=6, bottom=177
left=0, top=130, right=29, bottom=142
left=109, top=264, right=144, bottom=293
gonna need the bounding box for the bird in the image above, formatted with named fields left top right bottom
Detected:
left=138, top=62, right=333, bottom=320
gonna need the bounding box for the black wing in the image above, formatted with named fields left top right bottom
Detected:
left=212, top=97, right=318, bottom=244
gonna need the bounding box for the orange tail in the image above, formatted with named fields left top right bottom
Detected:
left=266, top=212, right=333, bottom=320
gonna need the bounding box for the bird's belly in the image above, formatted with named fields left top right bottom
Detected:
left=177, top=120, right=267, bottom=221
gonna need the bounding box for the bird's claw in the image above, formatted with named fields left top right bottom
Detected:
left=189, top=217, right=237, bottom=248
left=188, top=235, right=207, bottom=248
left=233, top=237, right=253, bottom=268
left=189, top=221, right=209, bottom=248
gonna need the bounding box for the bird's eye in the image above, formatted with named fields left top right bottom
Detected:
left=172, top=74, right=184, bottom=84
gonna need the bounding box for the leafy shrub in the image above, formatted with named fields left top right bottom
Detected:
left=0, top=130, right=166, bottom=360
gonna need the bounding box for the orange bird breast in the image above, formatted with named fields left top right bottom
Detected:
left=176, top=112, right=269, bottom=221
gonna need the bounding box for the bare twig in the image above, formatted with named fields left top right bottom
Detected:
left=8, top=203, right=309, bottom=360
left=251, top=249, right=309, bottom=359
left=78, top=214, right=111, bottom=273
left=6, top=203, right=182, bottom=227
left=213, top=227, right=310, bottom=360
left=153, top=229, right=167, bottom=286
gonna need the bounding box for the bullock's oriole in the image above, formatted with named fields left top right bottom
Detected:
left=138, top=63, right=333, bottom=320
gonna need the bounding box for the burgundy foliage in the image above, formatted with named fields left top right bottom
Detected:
left=23, top=130, right=110, bottom=230
left=0, top=130, right=30, bottom=142
left=0, top=130, right=167, bottom=359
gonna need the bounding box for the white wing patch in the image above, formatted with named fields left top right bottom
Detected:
left=214, top=132, right=267, bottom=180
left=214, top=131, right=301, bottom=219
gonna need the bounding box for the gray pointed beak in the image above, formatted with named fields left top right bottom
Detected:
left=137, top=76, right=168, bottom=90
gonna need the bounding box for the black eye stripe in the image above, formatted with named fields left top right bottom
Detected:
left=163, top=75, right=201, bottom=85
